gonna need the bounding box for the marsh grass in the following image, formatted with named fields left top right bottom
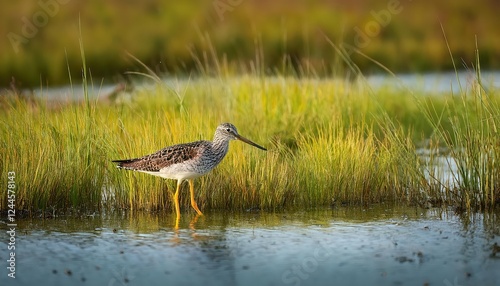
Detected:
left=1, top=99, right=105, bottom=213
left=413, top=42, right=500, bottom=211
left=1, top=69, right=499, bottom=214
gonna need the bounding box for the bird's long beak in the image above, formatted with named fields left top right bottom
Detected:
left=236, top=134, right=267, bottom=151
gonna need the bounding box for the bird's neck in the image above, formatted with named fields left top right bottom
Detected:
left=211, top=136, right=230, bottom=162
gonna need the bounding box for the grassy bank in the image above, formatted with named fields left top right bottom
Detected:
left=1, top=73, right=499, bottom=214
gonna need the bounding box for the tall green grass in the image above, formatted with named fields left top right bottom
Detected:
left=1, top=72, right=499, bottom=214
left=417, top=47, right=500, bottom=211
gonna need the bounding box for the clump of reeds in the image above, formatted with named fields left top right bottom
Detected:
left=418, top=47, right=500, bottom=211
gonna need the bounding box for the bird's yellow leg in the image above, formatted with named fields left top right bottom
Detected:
left=174, top=216, right=180, bottom=230
left=173, top=180, right=182, bottom=227
left=189, top=179, right=203, bottom=215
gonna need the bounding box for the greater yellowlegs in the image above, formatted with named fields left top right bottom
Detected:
left=112, top=123, right=266, bottom=220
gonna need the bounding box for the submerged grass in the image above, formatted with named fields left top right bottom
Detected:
left=1, top=73, right=499, bottom=214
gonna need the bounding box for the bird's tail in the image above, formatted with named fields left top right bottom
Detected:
left=112, top=159, right=140, bottom=170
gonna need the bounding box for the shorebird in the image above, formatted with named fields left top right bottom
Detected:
left=112, top=123, right=267, bottom=222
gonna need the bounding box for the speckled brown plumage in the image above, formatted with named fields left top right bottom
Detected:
left=112, top=141, right=204, bottom=172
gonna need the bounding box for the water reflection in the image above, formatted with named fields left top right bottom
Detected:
left=1, top=206, right=498, bottom=286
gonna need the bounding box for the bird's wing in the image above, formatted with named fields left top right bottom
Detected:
left=112, top=141, right=205, bottom=172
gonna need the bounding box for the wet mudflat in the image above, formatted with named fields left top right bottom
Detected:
left=1, top=205, right=499, bottom=286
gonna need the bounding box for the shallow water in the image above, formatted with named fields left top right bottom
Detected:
left=366, top=71, right=500, bottom=94
left=27, top=71, right=500, bottom=101
left=1, top=206, right=499, bottom=286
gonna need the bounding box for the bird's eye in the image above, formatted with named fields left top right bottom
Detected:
left=226, top=128, right=230, bottom=132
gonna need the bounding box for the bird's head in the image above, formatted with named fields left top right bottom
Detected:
left=216, top=123, right=267, bottom=151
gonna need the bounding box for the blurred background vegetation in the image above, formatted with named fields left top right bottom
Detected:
left=1, top=0, right=499, bottom=87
